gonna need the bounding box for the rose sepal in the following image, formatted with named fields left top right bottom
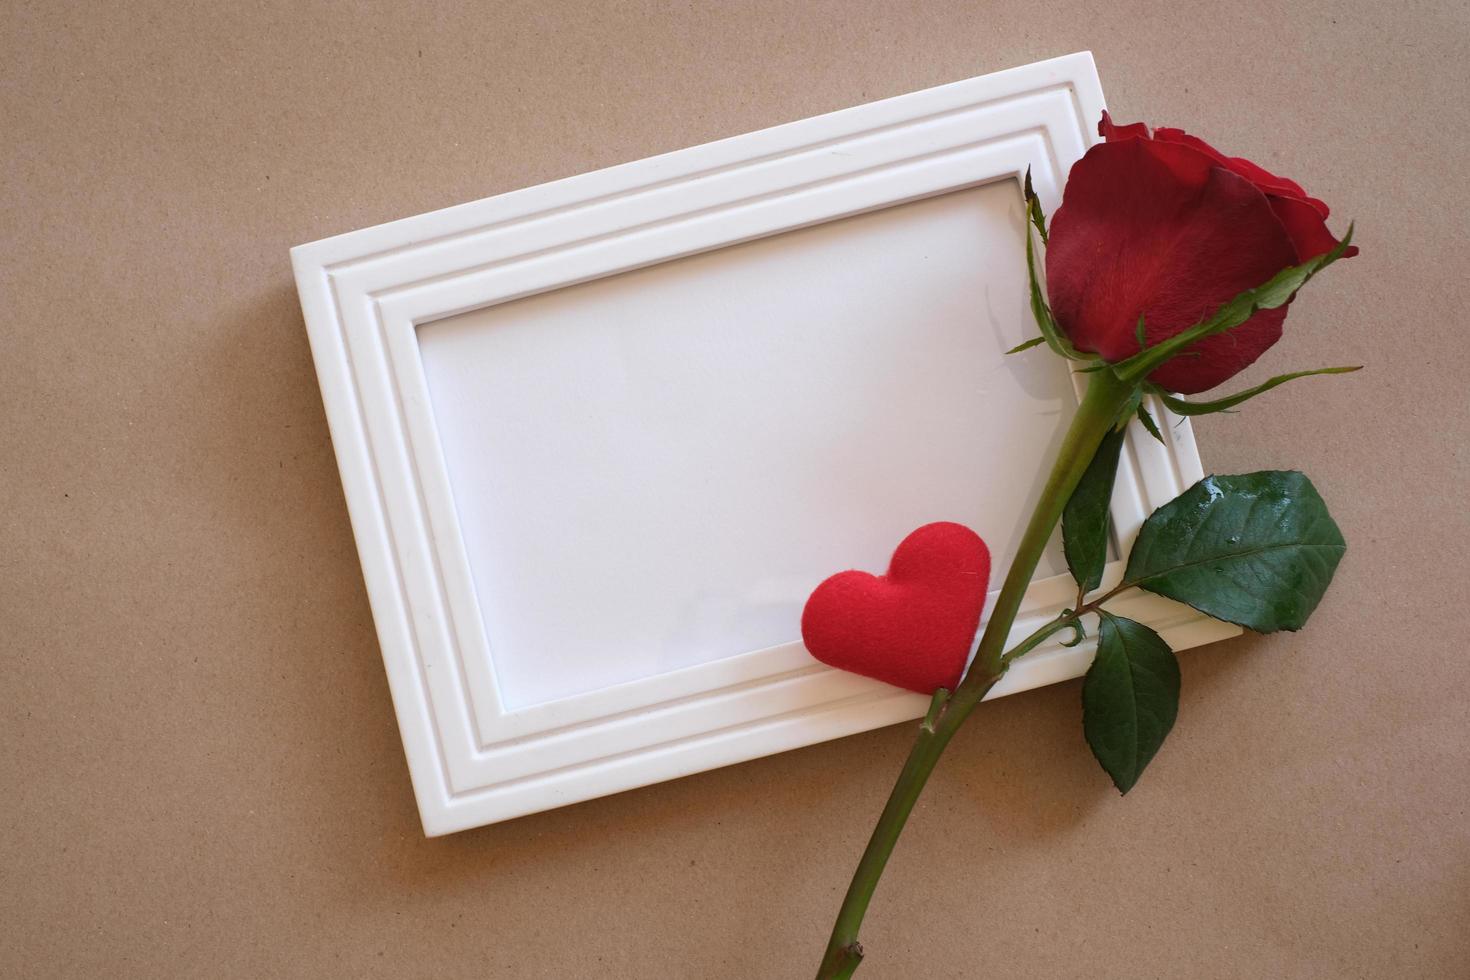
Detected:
left=1110, top=225, right=1355, bottom=388
left=1021, top=169, right=1092, bottom=363
left=1150, top=365, right=1362, bottom=416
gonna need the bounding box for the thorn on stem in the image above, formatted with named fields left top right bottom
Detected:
left=921, top=689, right=949, bottom=734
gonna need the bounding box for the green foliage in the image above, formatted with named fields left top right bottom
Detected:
left=1005, top=336, right=1048, bottom=355
left=1154, top=366, right=1362, bottom=416
left=1021, top=171, right=1089, bottom=362
left=1134, top=403, right=1165, bottom=444
left=1083, top=613, right=1180, bottom=794
left=1023, top=168, right=1050, bottom=245
left=1062, top=427, right=1127, bottom=594
left=1124, top=471, right=1346, bottom=632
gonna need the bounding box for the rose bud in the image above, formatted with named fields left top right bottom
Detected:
left=1045, top=113, right=1357, bottom=394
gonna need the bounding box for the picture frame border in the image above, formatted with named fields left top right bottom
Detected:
left=291, top=51, right=1239, bottom=836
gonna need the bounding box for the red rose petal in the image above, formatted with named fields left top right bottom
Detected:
left=1046, top=138, right=1299, bottom=394
left=1151, top=127, right=1324, bottom=214
left=1269, top=193, right=1359, bottom=261
left=1099, top=110, right=1151, bottom=142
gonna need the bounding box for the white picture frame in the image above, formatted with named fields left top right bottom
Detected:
left=292, top=51, right=1239, bottom=837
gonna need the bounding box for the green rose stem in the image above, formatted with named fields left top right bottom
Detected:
left=814, top=368, right=1137, bottom=980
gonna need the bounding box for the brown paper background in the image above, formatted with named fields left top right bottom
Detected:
left=4, top=1, right=1468, bottom=977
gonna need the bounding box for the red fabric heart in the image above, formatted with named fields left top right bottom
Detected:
left=800, top=522, right=990, bottom=694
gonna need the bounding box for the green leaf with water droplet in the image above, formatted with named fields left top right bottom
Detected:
left=1083, top=612, right=1180, bottom=794
left=1122, top=471, right=1346, bottom=632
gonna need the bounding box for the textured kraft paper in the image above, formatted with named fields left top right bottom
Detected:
left=3, top=2, right=1468, bottom=977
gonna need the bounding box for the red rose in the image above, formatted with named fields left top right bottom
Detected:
left=1045, top=113, right=1356, bottom=394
